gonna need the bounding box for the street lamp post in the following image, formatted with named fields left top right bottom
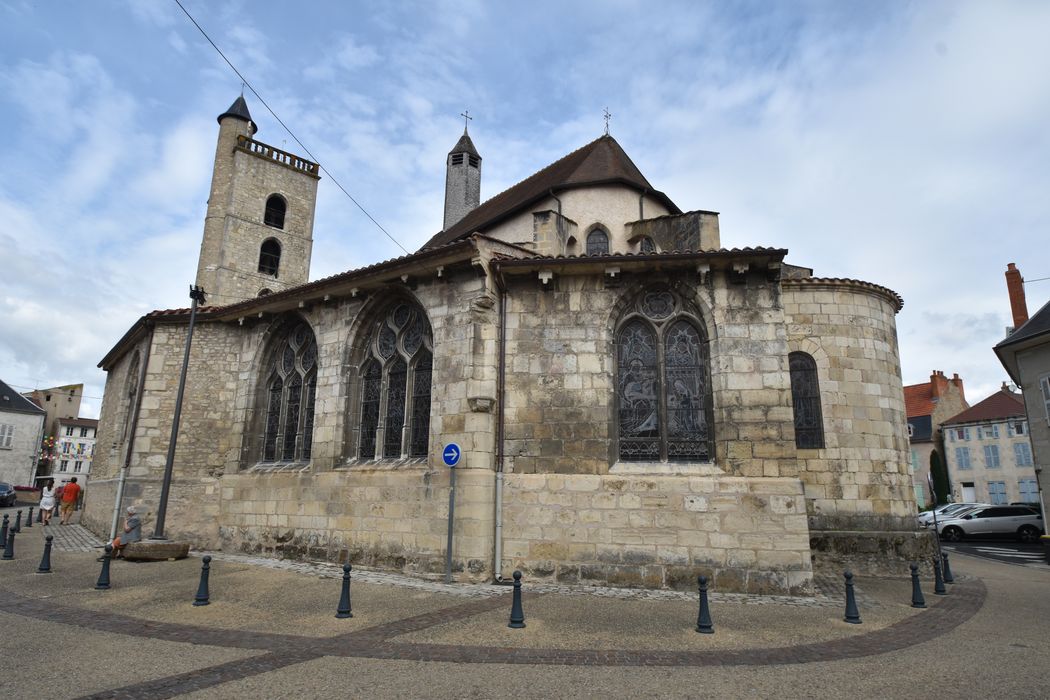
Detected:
left=151, top=284, right=206, bottom=540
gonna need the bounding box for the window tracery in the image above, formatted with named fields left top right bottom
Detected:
left=586, top=228, right=610, bottom=255
left=261, top=321, right=317, bottom=463
left=357, top=302, right=433, bottom=460
left=617, top=289, right=711, bottom=462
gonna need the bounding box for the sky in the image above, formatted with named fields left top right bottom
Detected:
left=1, top=0, right=1049, bottom=420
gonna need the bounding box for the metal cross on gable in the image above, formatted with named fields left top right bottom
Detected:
left=603, top=107, right=612, bottom=135
left=461, top=110, right=472, bottom=131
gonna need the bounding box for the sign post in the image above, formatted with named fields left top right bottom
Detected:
left=442, top=443, right=461, bottom=584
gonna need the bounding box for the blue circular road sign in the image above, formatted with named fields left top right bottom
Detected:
left=442, top=443, right=461, bottom=467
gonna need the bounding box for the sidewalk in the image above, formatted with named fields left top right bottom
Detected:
left=0, top=505, right=1046, bottom=699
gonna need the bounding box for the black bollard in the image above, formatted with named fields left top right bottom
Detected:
left=843, top=570, right=862, bottom=624
left=696, top=575, right=714, bottom=634
left=932, top=555, right=947, bottom=595
left=909, top=563, right=926, bottom=608
left=2, top=530, right=13, bottom=560
left=13, top=510, right=22, bottom=534
left=1, top=514, right=8, bottom=546
left=36, top=506, right=43, bottom=523
left=95, top=545, right=113, bottom=590
left=335, top=563, right=353, bottom=618
left=941, top=551, right=954, bottom=584
left=24, top=506, right=33, bottom=529
left=37, top=535, right=54, bottom=574
left=193, top=556, right=211, bottom=606
left=508, top=570, right=526, bottom=628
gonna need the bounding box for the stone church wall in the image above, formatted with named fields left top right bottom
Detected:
left=782, top=279, right=918, bottom=535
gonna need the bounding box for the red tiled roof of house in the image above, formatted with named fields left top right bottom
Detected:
left=903, top=382, right=935, bottom=418
left=942, top=389, right=1025, bottom=425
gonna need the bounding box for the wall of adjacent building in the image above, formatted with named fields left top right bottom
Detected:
left=944, top=418, right=1039, bottom=504
left=0, top=410, right=44, bottom=486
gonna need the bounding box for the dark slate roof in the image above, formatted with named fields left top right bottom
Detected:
left=449, top=130, right=480, bottom=158
left=996, top=297, right=1050, bottom=348
left=942, top=389, right=1025, bottom=425
left=217, top=96, right=258, bottom=135
left=0, top=379, right=46, bottom=415
left=57, top=417, right=99, bottom=428
left=422, top=135, right=681, bottom=250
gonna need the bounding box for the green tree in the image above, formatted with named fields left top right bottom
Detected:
left=929, top=450, right=950, bottom=505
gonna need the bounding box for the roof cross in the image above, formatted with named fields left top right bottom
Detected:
left=461, top=110, right=472, bottom=132
left=603, top=107, right=612, bottom=135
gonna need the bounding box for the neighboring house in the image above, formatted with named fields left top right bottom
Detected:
left=81, top=96, right=924, bottom=595
left=21, top=383, right=84, bottom=479
left=52, top=417, right=99, bottom=493
left=905, top=371, right=968, bottom=507
left=0, top=378, right=46, bottom=487
left=994, top=262, right=1050, bottom=521
left=941, top=387, right=1038, bottom=506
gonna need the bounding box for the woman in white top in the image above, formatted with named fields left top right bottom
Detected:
left=39, top=478, right=56, bottom=525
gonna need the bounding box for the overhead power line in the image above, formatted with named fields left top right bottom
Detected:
left=172, top=0, right=410, bottom=255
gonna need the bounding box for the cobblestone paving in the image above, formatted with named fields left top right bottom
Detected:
left=46, top=523, right=105, bottom=552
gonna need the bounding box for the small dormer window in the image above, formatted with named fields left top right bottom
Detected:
left=258, top=238, right=281, bottom=277
left=264, top=194, right=286, bottom=229
left=451, top=153, right=464, bottom=166
left=586, top=228, right=609, bottom=256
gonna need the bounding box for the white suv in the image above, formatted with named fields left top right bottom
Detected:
left=937, top=505, right=1044, bottom=543
left=918, top=503, right=988, bottom=528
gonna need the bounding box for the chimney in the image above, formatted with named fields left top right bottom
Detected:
left=1006, top=263, right=1029, bottom=330
left=930, top=370, right=948, bottom=400
left=950, top=373, right=965, bottom=403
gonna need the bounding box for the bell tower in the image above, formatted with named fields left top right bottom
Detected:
left=195, top=96, right=321, bottom=306
left=442, top=118, right=482, bottom=231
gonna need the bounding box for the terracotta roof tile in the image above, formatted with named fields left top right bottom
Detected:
left=942, top=389, right=1025, bottom=425
left=903, top=382, right=935, bottom=418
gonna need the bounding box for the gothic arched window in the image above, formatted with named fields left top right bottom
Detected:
left=264, top=194, right=286, bottom=229
left=639, top=236, right=656, bottom=253
left=357, top=302, right=433, bottom=460
left=789, top=351, right=824, bottom=449
left=258, top=238, right=281, bottom=276
left=261, top=322, right=317, bottom=462
left=617, top=289, right=712, bottom=462
left=586, top=228, right=610, bottom=255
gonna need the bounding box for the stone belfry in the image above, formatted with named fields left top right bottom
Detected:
left=194, top=96, right=321, bottom=306
left=442, top=118, right=481, bottom=231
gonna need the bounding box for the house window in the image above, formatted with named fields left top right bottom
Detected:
left=978, top=425, right=999, bottom=439
left=0, top=423, right=12, bottom=449
left=65, top=426, right=74, bottom=436
left=616, top=289, right=712, bottom=462
left=264, top=194, right=286, bottom=229
left=73, top=461, right=83, bottom=473
left=258, top=239, right=281, bottom=277
left=79, top=427, right=89, bottom=437
left=952, top=427, right=970, bottom=441
left=62, top=442, right=70, bottom=454
left=639, top=236, right=656, bottom=253
left=984, top=444, right=1000, bottom=468
left=1011, top=421, right=1027, bottom=436
left=907, top=423, right=914, bottom=437
left=789, top=352, right=825, bottom=449
left=1019, top=479, right=1039, bottom=503
left=586, top=228, right=609, bottom=255
left=910, top=449, right=919, bottom=472
left=260, top=322, right=318, bottom=463
left=59, top=460, right=68, bottom=472
left=988, top=481, right=1007, bottom=505
left=1014, top=442, right=1033, bottom=467
left=955, top=446, right=971, bottom=469
left=357, top=302, right=433, bottom=460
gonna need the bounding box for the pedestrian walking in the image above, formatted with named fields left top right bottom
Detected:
left=59, top=478, right=81, bottom=525
left=39, top=478, right=56, bottom=526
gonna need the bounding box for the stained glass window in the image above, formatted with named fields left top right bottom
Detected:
left=357, top=303, right=433, bottom=461
left=789, top=352, right=824, bottom=449
left=586, top=228, right=609, bottom=255
left=617, top=290, right=712, bottom=462
left=259, top=322, right=318, bottom=463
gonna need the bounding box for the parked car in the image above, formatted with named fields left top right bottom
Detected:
left=938, top=505, right=1044, bottom=543
left=918, top=503, right=987, bottom=528
left=0, top=482, right=15, bottom=507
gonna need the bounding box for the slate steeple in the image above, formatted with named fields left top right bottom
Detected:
left=217, top=95, right=258, bottom=135
left=443, top=124, right=482, bottom=231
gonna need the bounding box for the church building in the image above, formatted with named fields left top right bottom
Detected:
left=82, top=97, right=929, bottom=594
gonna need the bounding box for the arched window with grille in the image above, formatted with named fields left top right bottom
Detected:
left=639, top=236, right=656, bottom=253
left=616, top=289, right=712, bottom=462
left=789, top=351, right=825, bottom=449
left=260, top=321, right=318, bottom=462
left=264, top=194, right=286, bottom=229
left=586, top=227, right=610, bottom=255
left=258, top=238, right=281, bottom=277
left=356, top=302, right=433, bottom=460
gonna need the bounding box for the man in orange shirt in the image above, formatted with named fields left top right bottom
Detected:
left=59, top=477, right=80, bottom=525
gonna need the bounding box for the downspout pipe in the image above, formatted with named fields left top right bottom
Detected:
left=548, top=188, right=562, bottom=218
left=493, top=264, right=509, bottom=584
left=110, top=322, right=153, bottom=540
left=639, top=187, right=648, bottom=220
